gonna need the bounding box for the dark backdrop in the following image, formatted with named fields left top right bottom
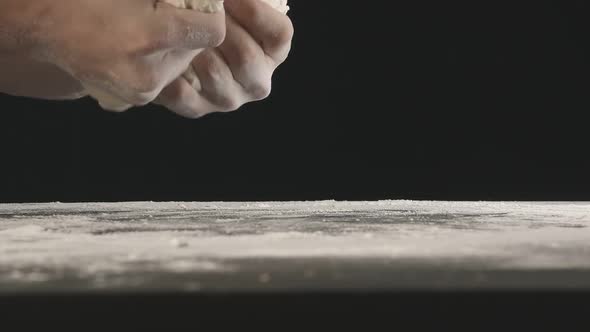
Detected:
left=0, top=0, right=589, bottom=202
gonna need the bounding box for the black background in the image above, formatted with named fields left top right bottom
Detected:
left=0, top=0, right=589, bottom=203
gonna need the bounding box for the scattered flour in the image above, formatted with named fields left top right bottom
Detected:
left=1, top=201, right=590, bottom=291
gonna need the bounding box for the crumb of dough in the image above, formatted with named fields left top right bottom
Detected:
left=170, top=238, right=189, bottom=248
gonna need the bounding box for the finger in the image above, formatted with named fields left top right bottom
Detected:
left=217, top=16, right=273, bottom=100
left=224, top=0, right=294, bottom=63
left=190, top=49, right=247, bottom=112
left=156, top=77, right=217, bottom=118
left=152, top=1, right=227, bottom=50
left=147, top=48, right=204, bottom=89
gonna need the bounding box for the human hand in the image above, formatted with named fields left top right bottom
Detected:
left=0, top=56, right=86, bottom=100
left=0, top=0, right=226, bottom=110
left=155, top=0, right=294, bottom=118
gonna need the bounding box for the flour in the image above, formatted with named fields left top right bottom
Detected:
left=86, top=0, right=289, bottom=111
left=1, top=201, right=590, bottom=291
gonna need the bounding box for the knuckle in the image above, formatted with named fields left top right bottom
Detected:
left=222, top=99, right=241, bottom=112
left=167, top=82, right=192, bottom=103
left=269, top=19, right=295, bottom=49
left=201, top=55, right=229, bottom=83
left=171, top=103, right=205, bottom=119
left=161, top=89, right=204, bottom=119
left=247, top=80, right=272, bottom=100
left=204, top=63, right=224, bottom=83
left=234, top=46, right=262, bottom=69
left=215, top=94, right=241, bottom=112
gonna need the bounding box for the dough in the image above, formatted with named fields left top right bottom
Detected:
left=164, top=0, right=225, bottom=12
left=169, top=0, right=289, bottom=14
left=85, top=0, right=289, bottom=111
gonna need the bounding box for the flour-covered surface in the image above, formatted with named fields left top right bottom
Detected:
left=1, top=201, right=590, bottom=293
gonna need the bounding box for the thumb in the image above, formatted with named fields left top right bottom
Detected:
left=152, top=0, right=227, bottom=50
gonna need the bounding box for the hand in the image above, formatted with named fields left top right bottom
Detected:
left=156, top=0, right=294, bottom=118
left=0, top=56, right=86, bottom=100
left=0, top=0, right=226, bottom=109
